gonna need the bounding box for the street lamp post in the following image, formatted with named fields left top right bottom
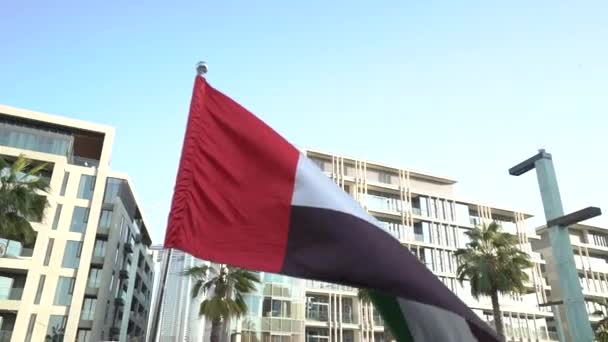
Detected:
left=509, top=149, right=601, bottom=342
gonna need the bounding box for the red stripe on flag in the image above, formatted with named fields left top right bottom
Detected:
left=165, top=76, right=300, bottom=272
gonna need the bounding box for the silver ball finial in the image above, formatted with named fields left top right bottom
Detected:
left=196, top=61, right=208, bottom=76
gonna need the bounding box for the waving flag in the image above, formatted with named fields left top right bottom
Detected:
left=165, top=75, right=499, bottom=342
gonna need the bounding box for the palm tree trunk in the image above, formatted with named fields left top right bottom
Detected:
left=490, top=290, right=505, bottom=341
left=209, top=318, right=222, bottom=342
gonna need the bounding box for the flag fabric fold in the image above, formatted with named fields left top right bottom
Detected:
left=165, top=76, right=500, bottom=342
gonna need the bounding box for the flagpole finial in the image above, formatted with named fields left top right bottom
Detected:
left=196, top=61, right=208, bottom=76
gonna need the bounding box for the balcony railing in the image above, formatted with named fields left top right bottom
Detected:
left=0, top=287, right=24, bottom=300
left=306, top=310, right=328, bottom=322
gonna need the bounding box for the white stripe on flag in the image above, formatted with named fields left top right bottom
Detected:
left=397, top=298, right=478, bottom=342
left=291, top=154, right=379, bottom=226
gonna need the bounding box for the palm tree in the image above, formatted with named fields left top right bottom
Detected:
left=0, top=155, right=49, bottom=248
left=358, top=288, right=393, bottom=342
left=454, top=222, right=533, bottom=341
left=185, top=264, right=260, bottom=342
left=590, top=299, right=608, bottom=341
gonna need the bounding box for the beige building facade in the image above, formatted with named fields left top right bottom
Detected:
left=0, top=105, right=155, bottom=341
left=226, top=149, right=558, bottom=342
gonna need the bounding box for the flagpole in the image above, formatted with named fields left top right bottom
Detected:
left=152, top=62, right=208, bottom=341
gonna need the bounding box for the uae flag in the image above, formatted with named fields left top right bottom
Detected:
left=165, top=76, right=500, bottom=342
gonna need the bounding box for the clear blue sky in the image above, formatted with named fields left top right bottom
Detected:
left=1, top=1, right=606, bottom=243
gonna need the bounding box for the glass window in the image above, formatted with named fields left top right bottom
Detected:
left=44, top=238, right=54, bottom=266
left=81, top=298, right=97, bottom=320
left=343, top=330, right=354, bottom=342
left=455, top=204, right=471, bottom=226
left=77, top=175, right=96, bottom=200
left=342, top=298, right=354, bottom=323
left=34, top=275, right=46, bottom=304
left=422, top=222, right=431, bottom=243
left=414, top=223, right=423, bottom=242
left=99, top=210, right=113, bottom=229
left=93, top=240, right=106, bottom=258
left=378, top=171, right=391, bottom=184
left=54, top=276, right=75, bottom=306
left=51, top=204, right=62, bottom=230
left=60, top=172, right=70, bottom=196
left=62, top=241, right=82, bottom=268
left=77, top=329, right=92, bottom=342
left=47, top=315, right=67, bottom=340
left=419, top=197, right=428, bottom=217
left=88, top=268, right=102, bottom=288
left=25, top=314, right=37, bottom=341
left=437, top=200, right=445, bottom=220
left=103, top=178, right=122, bottom=204
left=70, top=206, right=90, bottom=232
left=0, top=276, right=13, bottom=299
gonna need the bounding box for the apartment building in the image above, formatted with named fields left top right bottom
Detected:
left=148, top=246, right=208, bottom=342
left=533, top=223, right=608, bottom=339
left=225, top=149, right=558, bottom=342
left=0, top=105, right=155, bottom=341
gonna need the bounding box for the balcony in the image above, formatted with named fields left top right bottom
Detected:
left=85, top=287, right=99, bottom=297
left=306, top=310, right=328, bottom=322
left=78, top=319, right=93, bottom=329
left=96, top=227, right=110, bottom=238
left=91, top=256, right=104, bottom=266
left=0, top=287, right=24, bottom=301
left=119, top=269, right=129, bottom=279
left=124, top=243, right=133, bottom=253
left=0, top=240, right=33, bottom=259
left=110, top=327, right=120, bottom=335
left=115, top=297, right=125, bottom=306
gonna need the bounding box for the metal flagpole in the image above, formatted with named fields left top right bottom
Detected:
left=152, top=61, right=208, bottom=341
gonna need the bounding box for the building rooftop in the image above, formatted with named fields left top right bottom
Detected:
left=303, top=148, right=458, bottom=185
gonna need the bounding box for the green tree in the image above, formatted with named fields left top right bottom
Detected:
left=185, top=264, right=260, bottom=342
left=591, top=299, right=608, bottom=341
left=454, top=222, right=533, bottom=341
left=358, top=288, right=393, bottom=342
left=0, top=155, right=49, bottom=248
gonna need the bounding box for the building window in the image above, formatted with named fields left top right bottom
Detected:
left=378, top=171, right=391, bottom=184
left=93, top=240, right=107, bottom=258
left=77, top=329, right=92, bottom=342
left=99, top=210, right=113, bottom=229
left=306, top=328, right=329, bottom=342
left=310, top=158, right=325, bottom=171
left=25, top=314, right=37, bottom=341
left=306, top=295, right=329, bottom=321
left=47, top=315, right=67, bottom=340
left=51, top=204, right=62, bottom=230
left=34, top=275, right=46, bottom=304
left=54, top=276, right=75, bottom=306
left=60, top=172, right=70, bottom=196
left=342, top=298, right=354, bottom=323
left=70, top=206, right=90, bottom=233
left=77, top=175, right=96, bottom=200
left=419, top=197, right=429, bottom=217
left=343, top=330, right=354, bottom=342
left=62, top=240, right=83, bottom=268
left=44, top=238, right=54, bottom=266
left=414, top=223, right=424, bottom=242
left=81, top=298, right=97, bottom=320
left=88, top=268, right=103, bottom=288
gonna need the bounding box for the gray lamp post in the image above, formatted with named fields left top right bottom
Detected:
left=509, top=149, right=601, bottom=342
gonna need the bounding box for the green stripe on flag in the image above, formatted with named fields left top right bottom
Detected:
left=370, top=290, right=414, bottom=342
